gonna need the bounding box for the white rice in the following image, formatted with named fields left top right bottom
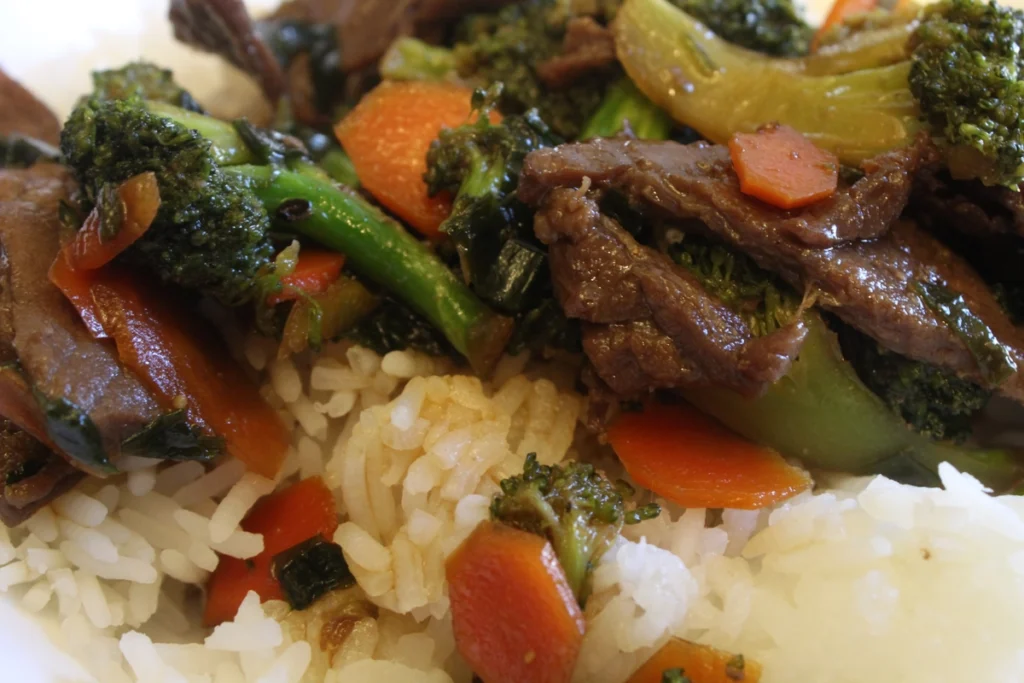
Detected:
left=5, top=341, right=1024, bottom=683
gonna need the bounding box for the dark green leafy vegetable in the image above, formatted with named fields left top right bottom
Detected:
left=33, top=392, right=113, bottom=474
left=840, top=325, right=990, bottom=443
left=491, top=453, right=660, bottom=604
left=348, top=298, right=456, bottom=359
left=120, top=410, right=224, bottom=462
left=425, top=88, right=558, bottom=312
left=914, top=279, right=1018, bottom=384
left=271, top=535, right=355, bottom=610
left=506, top=300, right=582, bottom=355
left=671, top=0, right=813, bottom=55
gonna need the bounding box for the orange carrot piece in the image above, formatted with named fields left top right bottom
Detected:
left=627, top=638, right=762, bottom=683
left=606, top=403, right=811, bottom=510
left=812, top=0, right=879, bottom=51
left=447, top=521, right=586, bottom=683
left=47, top=252, right=107, bottom=338
left=86, top=268, right=288, bottom=479
left=267, top=249, right=346, bottom=305
left=204, top=477, right=338, bottom=626
left=63, top=172, right=160, bottom=271
left=729, top=124, right=839, bottom=210
left=334, top=81, right=493, bottom=238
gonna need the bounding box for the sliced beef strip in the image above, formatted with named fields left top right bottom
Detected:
left=911, top=166, right=1024, bottom=240
left=0, top=165, right=162, bottom=459
left=520, top=137, right=925, bottom=248
left=170, top=0, right=289, bottom=101
left=0, top=419, right=82, bottom=527
left=520, top=138, right=1024, bottom=401
left=0, top=69, right=61, bottom=146
left=534, top=186, right=807, bottom=396
left=536, top=16, right=617, bottom=90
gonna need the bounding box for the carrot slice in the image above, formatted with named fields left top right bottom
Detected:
left=447, top=521, right=585, bottom=683
left=62, top=172, right=160, bottom=271
left=606, top=403, right=811, bottom=509
left=204, top=476, right=338, bottom=626
left=812, top=0, right=879, bottom=51
left=728, top=124, right=838, bottom=210
left=86, top=268, right=288, bottom=479
left=267, top=249, right=346, bottom=305
left=48, top=252, right=106, bottom=338
left=627, top=638, right=762, bottom=683
left=334, top=81, right=492, bottom=238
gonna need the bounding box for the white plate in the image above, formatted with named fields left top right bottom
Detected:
left=0, top=0, right=1009, bottom=680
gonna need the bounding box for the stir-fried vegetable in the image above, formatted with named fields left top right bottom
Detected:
left=813, top=0, right=879, bottom=50
left=51, top=262, right=287, bottom=478
left=491, top=453, right=660, bottom=603
left=334, top=81, right=484, bottom=238
left=607, top=403, right=811, bottom=509
left=614, top=0, right=922, bottom=163
left=627, top=639, right=762, bottom=683
left=61, top=171, right=160, bottom=271
left=447, top=521, right=586, bottom=683
left=680, top=315, right=1024, bottom=488
left=267, top=249, right=346, bottom=305
left=728, top=124, right=839, bottom=209
left=616, top=0, right=1024, bottom=186
left=580, top=78, right=674, bottom=140
left=270, top=536, right=355, bottom=611
left=674, top=0, right=814, bottom=55
left=61, top=92, right=511, bottom=371
left=205, top=476, right=339, bottom=626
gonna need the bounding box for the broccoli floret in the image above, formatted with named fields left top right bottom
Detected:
left=425, top=88, right=558, bottom=312
left=616, top=0, right=1024, bottom=186
left=60, top=80, right=511, bottom=370
left=453, top=0, right=607, bottom=138
left=492, top=453, right=660, bottom=603
left=580, top=77, right=674, bottom=140
left=89, top=61, right=203, bottom=111
left=840, top=325, right=991, bottom=442
left=667, top=231, right=802, bottom=337
left=671, top=0, right=813, bottom=55
left=61, top=97, right=274, bottom=306
left=909, top=0, right=1024, bottom=187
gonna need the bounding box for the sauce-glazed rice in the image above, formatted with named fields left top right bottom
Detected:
left=2, top=340, right=1024, bottom=683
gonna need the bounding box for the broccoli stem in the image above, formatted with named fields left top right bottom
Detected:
left=231, top=165, right=512, bottom=371
left=580, top=78, right=674, bottom=141
left=380, top=37, right=456, bottom=82
left=144, top=101, right=256, bottom=166
left=680, top=314, right=1024, bottom=490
